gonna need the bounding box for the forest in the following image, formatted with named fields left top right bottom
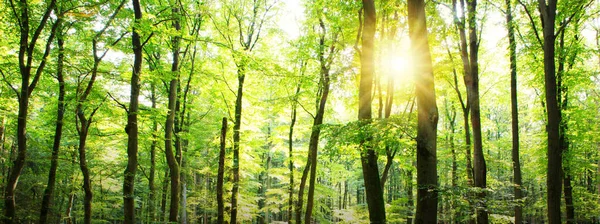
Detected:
left=0, top=0, right=599, bottom=223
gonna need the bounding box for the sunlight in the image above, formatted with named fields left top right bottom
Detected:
left=387, top=54, right=412, bottom=81
left=390, top=55, right=409, bottom=73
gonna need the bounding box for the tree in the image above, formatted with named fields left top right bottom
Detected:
left=164, top=2, right=183, bottom=222
left=37, top=8, right=64, bottom=224
left=209, top=1, right=275, bottom=222
left=504, top=0, right=522, bottom=222
left=537, top=0, right=561, bottom=222
left=217, top=117, right=227, bottom=223
left=408, top=0, right=439, bottom=223
left=357, top=0, right=386, bottom=223
left=3, top=1, right=57, bottom=222
left=123, top=0, right=143, bottom=222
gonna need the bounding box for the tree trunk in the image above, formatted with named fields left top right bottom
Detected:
left=538, top=0, right=561, bottom=223
left=160, top=170, right=169, bottom=222
left=165, top=51, right=181, bottom=223
left=231, top=61, right=246, bottom=224
left=4, top=1, right=57, bottom=222
left=358, top=1, right=386, bottom=223
left=296, top=153, right=310, bottom=224
left=65, top=192, right=75, bottom=224
left=464, top=0, right=488, bottom=222
left=163, top=4, right=182, bottom=222
left=39, top=18, right=64, bottom=224
left=505, top=0, right=522, bottom=222
left=148, top=84, right=158, bottom=222
left=77, top=125, right=93, bottom=224
left=408, top=0, right=439, bottom=222
left=450, top=1, right=475, bottom=221
left=406, top=169, right=414, bottom=224
left=288, top=85, right=299, bottom=224
left=217, top=118, right=227, bottom=224
left=304, top=24, right=332, bottom=223
left=123, top=0, right=143, bottom=222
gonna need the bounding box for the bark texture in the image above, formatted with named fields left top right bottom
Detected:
left=38, top=16, right=64, bottom=224
left=538, top=0, right=561, bottom=223
left=123, top=0, right=143, bottom=222
left=505, top=0, right=522, bottom=222
left=357, top=1, right=386, bottom=223
left=217, top=118, right=227, bottom=224
left=4, top=1, right=57, bottom=222
left=408, top=0, right=439, bottom=222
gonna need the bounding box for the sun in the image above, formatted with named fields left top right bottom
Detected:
left=385, top=54, right=412, bottom=81
left=390, top=55, right=409, bottom=73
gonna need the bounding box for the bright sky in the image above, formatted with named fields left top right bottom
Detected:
left=280, top=0, right=304, bottom=39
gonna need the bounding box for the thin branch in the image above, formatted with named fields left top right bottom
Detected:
left=517, top=0, right=543, bottom=47
left=0, top=69, right=19, bottom=100
left=354, top=8, right=363, bottom=56
left=94, top=0, right=126, bottom=40
left=554, top=0, right=593, bottom=37
left=29, top=17, right=61, bottom=95
left=107, top=91, right=128, bottom=113
left=86, top=95, right=108, bottom=130
left=220, top=91, right=234, bottom=122
left=297, top=100, right=315, bottom=119
left=27, top=0, right=57, bottom=60
left=141, top=32, right=155, bottom=48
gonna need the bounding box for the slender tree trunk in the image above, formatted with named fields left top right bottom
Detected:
left=563, top=173, right=575, bottom=224
left=217, top=117, right=227, bottom=224
left=39, top=19, right=64, bottom=224
left=538, top=0, right=561, bottom=223
left=76, top=30, right=108, bottom=224
left=165, top=50, right=181, bottom=223
left=231, top=61, right=245, bottom=224
left=450, top=1, right=475, bottom=221
left=288, top=86, right=299, bottom=224
left=160, top=170, right=169, bottom=222
left=123, top=0, right=143, bottom=222
left=65, top=192, right=75, bottom=224
left=148, top=84, right=158, bottom=222
left=505, top=0, right=522, bottom=222
left=4, top=1, right=57, bottom=222
left=65, top=152, right=77, bottom=224
left=162, top=4, right=182, bottom=222
left=304, top=30, right=332, bottom=224
left=77, top=126, right=93, bottom=224
left=557, top=23, right=577, bottom=224
left=380, top=62, right=397, bottom=190
left=408, top=0, right=439, bottom=222
left=464, top=0, right=488, bottom=222
left=406, top=169, right=414, bottom=224
left=358, top=1, right=386, bottom=223
left=296, top=161, right=309, bottom=224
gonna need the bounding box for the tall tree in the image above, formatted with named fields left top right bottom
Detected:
left=37, top=10, right=64, bottom=224
left=466, top=0, right=488, bottom=222
left=357, top=0, right=386, bottom=223
left=408, top=0, right=439, bottom=223
left=217, top=117, right=227, bottom=224
left=288, top=82, right=301, bottom=224
left=164, top=2, right=183, bottom=222
left=74, top=3, right=125, bottom=224
left=302, top=17, right=336, bottom=224
left=3, top=0, right=57, bottom=222
left=449, top=2, right=474, bottom=220
left=538, top=0, right=561, bottom=222
left=209, top=1, right=275, bottom=222
left=451, top=0, right=486, bottom=220
left=123, top=0, right=143, bottom=221
left=505, top=0, right=522, bottom=222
